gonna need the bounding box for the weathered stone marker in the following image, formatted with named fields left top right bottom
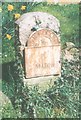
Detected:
left=15, top=12, right=61, bottom=87
left=25, top=28, right=61, bottom=78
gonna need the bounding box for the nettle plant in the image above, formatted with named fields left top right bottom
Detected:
left=13, top=48, right=79, bottom=118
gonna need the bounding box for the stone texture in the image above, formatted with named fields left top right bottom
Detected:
left=0, top=91, right=11, bottom=107
left=15, top=12, right=61, bottom=88
left=65, top=42, right=75, bottom=50
left=23, top=76, right=59, bottom=92
left=15, top=12, right=60, bottom=49
left=24, top=28, right=61, bottom=78
left=62, top=42, right=79, bottom=62
left=0, top=91, right=12, bottom=116
left=0, top=91, right=16, bottom=118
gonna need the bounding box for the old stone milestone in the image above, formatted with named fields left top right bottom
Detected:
left=15, top=12, right=61, bottom=87
left=25, top=28, right=61, bottom=78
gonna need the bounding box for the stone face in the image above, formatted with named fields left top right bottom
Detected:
left=15, top=12, right=61, bottom=83
left=62, top=42, right=79, bottom=62
left=0, top=91, right=12, bottom=108
left=0, top=91, right=16, bottom=118
left=15, top=12, right=60, bottom=48
left=65, top=42, right=75, bottom=50
left=25, top=29, right=61, bottom=78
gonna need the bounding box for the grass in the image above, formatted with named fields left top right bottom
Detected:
left=2, top=2, right=79, bottom=63
left=31, top=3, right=79, bottom=45
left=1, top=2, right=80, bottom=118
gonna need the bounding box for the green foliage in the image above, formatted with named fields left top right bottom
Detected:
left=31, top=3, right=79, bottom=46
left=2, top=2, right=80, bottom=118
left=2, top=2, right=38, bottom=63
left=2, top=56, right=80, bottom=118
left=2, top=102, right=17, bottom=118
left=19, top=57, right=79, bottom=118
left=2, top=2, right=79, bottom=63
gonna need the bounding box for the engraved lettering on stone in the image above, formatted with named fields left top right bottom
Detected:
left=24, top=29, right=61, bottom=78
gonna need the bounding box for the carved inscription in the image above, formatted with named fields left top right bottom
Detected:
left=25, top=46, right=61, bottom=78
left=25, top=29, right=61, bottom=78
left=28, top=29, right=60, bottom=47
